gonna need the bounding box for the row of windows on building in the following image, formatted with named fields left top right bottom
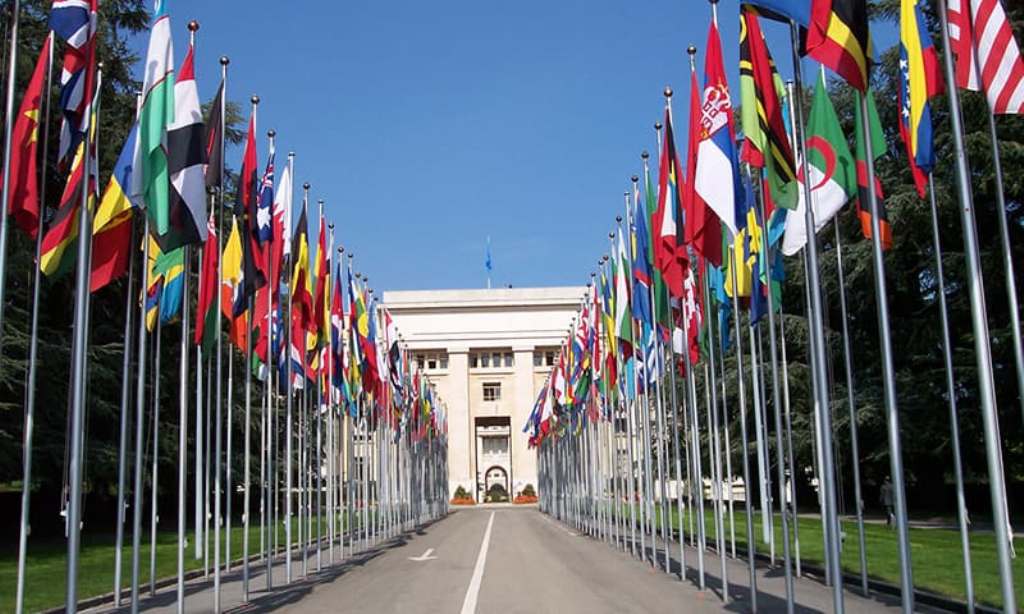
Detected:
left=412, top=349, right=559, bottom=371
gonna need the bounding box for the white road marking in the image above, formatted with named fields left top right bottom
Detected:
left=408, top=548, right=437, bottom=562
left=459, top=512, right=495, bottom=614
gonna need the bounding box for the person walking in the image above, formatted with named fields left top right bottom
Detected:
left=880, top=477, right=894, bottom=528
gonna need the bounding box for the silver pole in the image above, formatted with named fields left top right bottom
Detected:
left=856, top=87, right=914, bottom=612
left=777, top=301, right=800, bottom=576
left=701, top=260, right=729, bottom=601
left=16, top=32, right=55, bottom=614
left=0, top=0, right=22, bottom=347
left=149, top=314, right=163, bottom=598
left=937, top=7, right=1016, bottom=604
left=728, top=239, right=757, bottom=613
left=832, top=220, right=868, bottom=594
left=176, top=246, right=191, bottom=612
left=784, top=46, right=843, bottom=608
left=263, top=129, right=277, bottom=590
left=130, top=222, right=150, bottom=614
left=925, top=173, right=975, bottom=610
left=242, top=94, right=259, bottom=602
left=213, top=54, right=228, bottom=610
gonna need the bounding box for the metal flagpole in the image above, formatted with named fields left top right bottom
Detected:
left=195, top=330, right=203, bottom=572
left=777, top=313, right=800, bottom=576
left=937, top=6, right=1015, bottom=604
left=327, top=228, right=335, bottom=563
left=242, top=93, right=259, bottom=602
left=65, top=56, right=101, bottom=614
left=205, top=352, right=211, bottom=577
left=285, top=180, right=303, bottom=583
left=728, top=238, right=757, bottom=613
left=15, top=32, right=55, bottom=614
left=0, top=0, right=21, bottom=348
left=130, top=239, right=150, bottom=613
left=832, top=220, right=868, bottom=594
left=213, top=54, right=228, bottom=610
left=855, top=85, right=915, bottom=612
left=701, top=261, right=729, bottom=601
left=176, top=245, right=191, bottom=611
left=783, top=40, right=844, bottom=606
left=747, top=322, right=771, bottom=559
left=150, top=308, right=163, bottom=598
left=751, top=170, right=794, bottom=608
left=263, top=128, right=277, bottom=590
left=926, top=173, right=975, bottom=609
left=114, top=222, right=137, bottom=605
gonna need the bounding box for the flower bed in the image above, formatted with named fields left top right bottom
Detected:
left=450, top=496, right=476, bottom=505
left=513, top=494, right=538, bottom=504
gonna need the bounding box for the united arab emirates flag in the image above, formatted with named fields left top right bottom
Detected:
left=781, top=71, right=857, bottom=256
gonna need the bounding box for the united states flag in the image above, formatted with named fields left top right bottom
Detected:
left=948, top=0, right=1024, bottom=113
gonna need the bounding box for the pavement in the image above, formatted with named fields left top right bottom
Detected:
left=91, top=507, right=953, bottom=613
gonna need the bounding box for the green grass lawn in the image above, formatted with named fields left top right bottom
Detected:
left=614, top=503, right=1023, bottom=610
left=0, top=512, right=374, bottom=613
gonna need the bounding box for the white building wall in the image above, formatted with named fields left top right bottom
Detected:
left=383, top=287, right=585, bottom=501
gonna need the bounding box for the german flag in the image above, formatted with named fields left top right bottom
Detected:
left=807, top=0, right=870, bottom=92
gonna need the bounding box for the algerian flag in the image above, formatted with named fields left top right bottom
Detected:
left=782, top=71, right=857, bottom=256
left=614, top=231, right=633, bottom=346
left=130, top=0, right=175, bottom=233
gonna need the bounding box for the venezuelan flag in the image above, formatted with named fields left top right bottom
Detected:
left=899, top=0, right=943, bottom=198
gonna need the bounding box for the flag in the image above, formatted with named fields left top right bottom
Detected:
left=194, top=213, right=218, bottom=349
left=221, top=216, right=248, bottom=349
left=899, top=0, right=943, bottom=198
left=631, top=186, right=653, bottom=328
left=49, top=0, right=97, bottom=168
left=40, top=119, right=96, bottom=277
left=205, top=79, right=224, bottom=188
left=271, top=158, right=293, bottom=289
left=740, top=7, right=798, bottom=210
left=256, top=144, right=274, bottom=245
left=854, top=89, right=891, bottom=250
left=694, top=20, right=743, bottom=236
left=312, top=213, right=329, bottom=343
left=782, top=71, right=857, bottom=256
left=485, top=236, right=493, bottom=274
left=163, top=41, right=207, bottom=250
left=234, top=113, right=266, bottom=301
left=744, top=0, right=812, bottom=25
left=613, top=231, right=633, bottom=349
left=155, top=247, right=185, bottom=324
left=130, top=0, right=176, bottom=236
left=684, top=52, right=722, bottom=267
left=6, top=37, right=50, bottom=238
left=807, top=0, right=870, bottom=92
left=331, top=264, right=345, bottom=403
left=653, top=108, right=686, bottom=298
left=291, top=203, right=314, bottom=331
left=948, top=0, right=1024, bottom=113
left=91, top=122, right=138, bottom=292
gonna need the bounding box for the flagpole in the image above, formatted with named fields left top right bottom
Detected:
left=15, top=32, right=55, bottom=614
left=327, top=223, right=336, bottom=563
left=130, top=235, right=150, bottom=614
left=855, top=85, right=915, bottom=612
left=937, top=14, right=1015, bottom=605
left=749, top=165, right=795, bottom=608
left=176, top=242, right=191, bottom=610
left=212, top=54, right=228, bottom=610
left=777, top=308, right=799, bottom=576
left=831, top=219, right=868, bottom=595
left=783, top=42, right=844, bottom=608
left=149, top=311, right=164, bottom=599
left=727, top=237, right=757, bottom=613
left=66, top=64, right=101, bottom=614
left=263, top=128, right=277, bottom=590
left=114, top=218, right=137, bottom=603
left=0, top=0, right=21, bottom=348
left=241, top=93, right=259, bottom=603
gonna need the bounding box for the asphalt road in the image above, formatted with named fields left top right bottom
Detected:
left=103, top=506, right=946, bottom=613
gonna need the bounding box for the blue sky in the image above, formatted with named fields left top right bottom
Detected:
left=129, top=1, right=896, bottom=292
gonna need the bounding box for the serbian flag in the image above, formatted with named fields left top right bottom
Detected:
left=899, top=0, right=943, bottom=198
left=684, top=51, right=721, bottom=267
left=694, top=19, right=743, bottom=237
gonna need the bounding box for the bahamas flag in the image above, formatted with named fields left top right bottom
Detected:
left=898, top=0, right=943, bottom=198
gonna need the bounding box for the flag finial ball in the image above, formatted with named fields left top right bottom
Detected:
left=602, top=255, right=609, bottom=262
left=687, top=45, right=697, bottom=56
left=655, top=121, right=662, bottom=131
left=220, top=56, right=229, bottom=66
left=97, top=61, right=104, bottom=70
left=664, top=86, right=673, bottom=98
left=338, top=246, right=344, bottom=254
left=329, top=223, right=335, bottom=231
left=318, top=199, right=324, bottom=205
left=187, top=20, right=199, bottom=32
left=608, top=232, right=615, bottom=240
left=631, top=175, right=638, bottom=183
left=641, top=150, right=649, bottom=160
left=303, top=182, right=310, bottom=190
left=268, top=129, right=276, bottom=138
left=251, top=95, right=260, bottom=105
left=616, top=215, right=623, bottom=223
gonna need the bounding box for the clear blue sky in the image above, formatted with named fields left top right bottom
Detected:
left=129, top=1, right=896, bottom=292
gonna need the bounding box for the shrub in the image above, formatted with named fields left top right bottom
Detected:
left=521, top=483, right=536, bottom=497
left=485, top=483, right=509, bottom=503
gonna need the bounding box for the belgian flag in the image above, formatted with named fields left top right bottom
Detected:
left=807, top=0, right=870, bottom=92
